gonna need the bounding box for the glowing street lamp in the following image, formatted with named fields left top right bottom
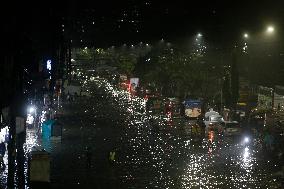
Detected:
left=266, top=26, right=275, bottom=34
left=47, top=60, right=52, bottom=71
left=243, top=33, right=249, bottom=39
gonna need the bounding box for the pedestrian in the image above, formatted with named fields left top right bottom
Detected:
left=192, top=124, right=201, bottom=138
left=0, top=155, right=3, bottom=169
left=85, top=146, right=92, bottom=168
left=0, top=141, right=6, bottom=168
left=66, top=92, right=70, bottom=103
left=264, top=131, right=274, bottom=152
left=109, top=150, right=116, bottom=164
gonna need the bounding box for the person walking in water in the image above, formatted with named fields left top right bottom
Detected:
left=264, top=131, right=274, bottom=152
left=109, top=150, right=116, bottom=164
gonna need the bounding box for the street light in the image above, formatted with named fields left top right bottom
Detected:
left=266, top=26, right=275, bottom=34
left=197, top=33, right=202, bottom=38
left=243, top=33, right=249, bottom=39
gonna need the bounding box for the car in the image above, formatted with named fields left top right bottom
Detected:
left=223, top=121, right=242, bottom=136
left=204, top=110, right=224, bottom=128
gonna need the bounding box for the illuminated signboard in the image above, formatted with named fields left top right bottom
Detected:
left=47, top=60, right=52, bottom=70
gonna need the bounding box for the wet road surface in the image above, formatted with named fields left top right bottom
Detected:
left=48, top=78, right=280, bottom=188
left=0, top=78, right=282, bottom=189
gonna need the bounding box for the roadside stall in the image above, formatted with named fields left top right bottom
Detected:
left=42, top=119, right=62, bottom=140
left=29, top=148, right=50, bottom=188
left=50, top=120, right=62, bottom=141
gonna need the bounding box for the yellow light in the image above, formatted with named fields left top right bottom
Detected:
left=266, top=26, right=274, bottom=33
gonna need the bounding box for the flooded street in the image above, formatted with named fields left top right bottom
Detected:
left=2, top=2, right=284, bottom=189
left=0, top=79, right=282, bottom=189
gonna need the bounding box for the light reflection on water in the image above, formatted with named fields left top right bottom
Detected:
left=23, top=128, right=42, bottom=189
left=0, top=126, right=40, bottom=189
left=88, top=78, right=280, bottom=189
left=2, top=76, right=280, bottom=188
left=0, top=151, right=8, bottom=189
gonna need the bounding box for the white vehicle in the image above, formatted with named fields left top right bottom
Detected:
left=204, top=109, right=224, bottom=127
left=204, top=109, right=225, bottom=136
left=223, top=121, right=242, bottom=136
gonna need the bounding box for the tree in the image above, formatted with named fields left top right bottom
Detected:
left=135, top=43, right=218, bottom=98
left=223, top=71, right=232, bottom=108
left=117, top=53, right=137, bottom=76
left=231, top=51, right=239, bottom=108
left=76, top=48, right=95, bottom=61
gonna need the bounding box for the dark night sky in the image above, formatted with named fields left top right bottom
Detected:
left=3, top=0, right=284, bottom=47
left=1, top=1, right=284, bottom=90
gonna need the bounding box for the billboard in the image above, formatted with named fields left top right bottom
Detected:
left=46, top=60, right=52, bottom=71
left=130, top=78, right=139, bottom=90
left=184, top=99, right=202, bottom=118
